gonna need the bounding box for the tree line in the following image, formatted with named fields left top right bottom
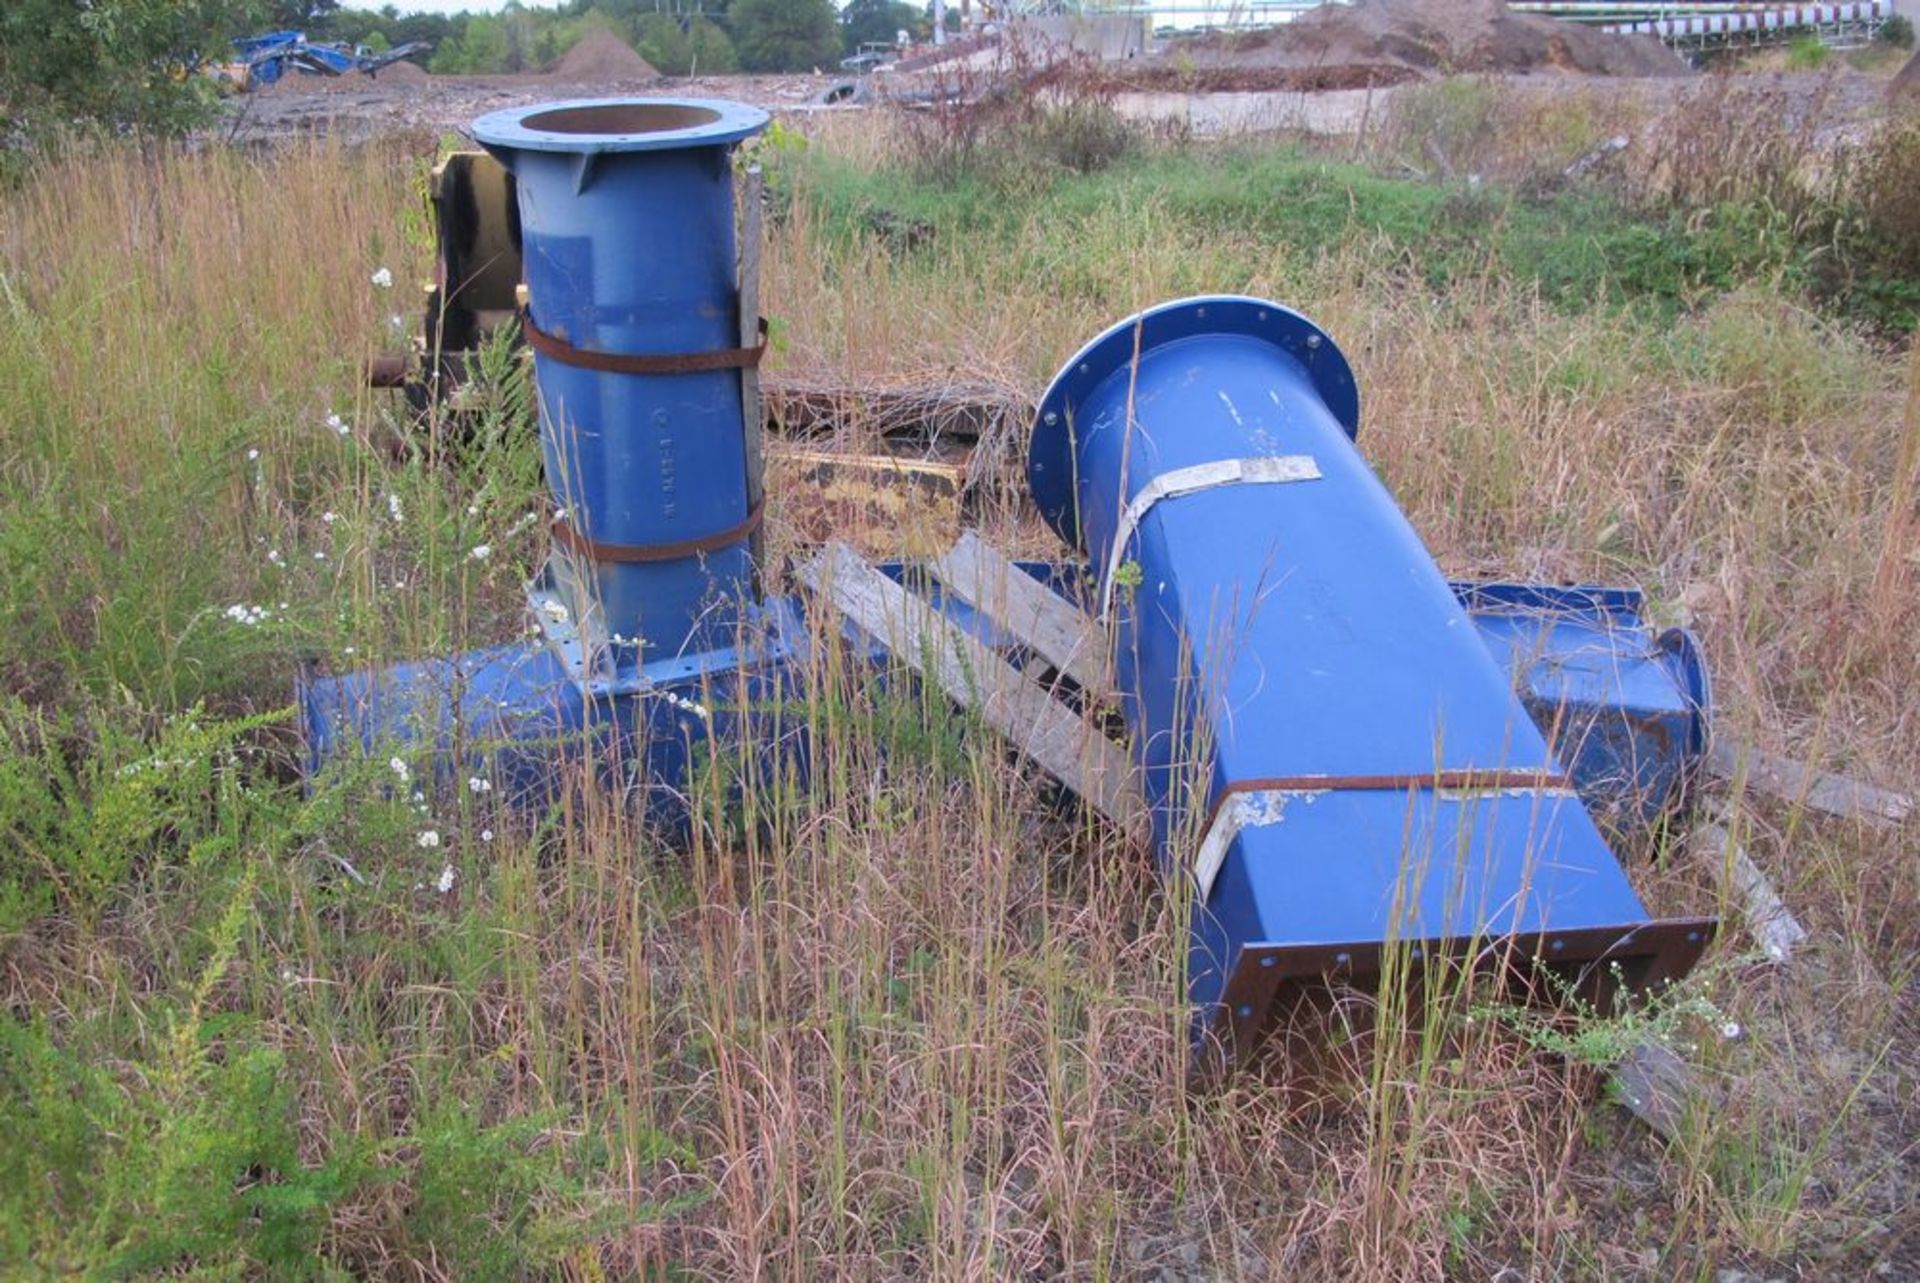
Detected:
left=0, top=0, right=939, bottom=147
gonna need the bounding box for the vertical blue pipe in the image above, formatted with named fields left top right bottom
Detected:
left=471, top=98, right=770, bottom=659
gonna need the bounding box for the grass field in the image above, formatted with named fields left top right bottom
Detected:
left=1, top=85, right=1915, bottom=1279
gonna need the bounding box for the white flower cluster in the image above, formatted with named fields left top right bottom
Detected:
left=656, top=688, right=710, bottom=721
left=225, top=603, right=272, bottom=627
left=325, top=412, right=350, bottom=437
left=370, top=266, right=394, bottom=289
left=468, top=775, right=492, bottom=794
left=469, top=544, right=491, bottom=563
left=386, top=492, right=404, bottom=524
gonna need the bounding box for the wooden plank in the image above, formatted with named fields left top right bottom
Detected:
left=1610, top=1041, right=1696, bottom=1140
left=802, top=542, right=1145, bottom=836
left=1708, top=739, right=1911, bottom=827
left=1690, top=814, right=1808, bottom=964
left=929, top=531, right=1111, bottom=697
left=761, top=376, right=1026, bottom=445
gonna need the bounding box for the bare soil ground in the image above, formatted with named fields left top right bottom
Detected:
left=226, top=66, right=851, bottom=147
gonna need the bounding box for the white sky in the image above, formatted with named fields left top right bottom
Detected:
left=390, top=1, right=565, bottom=14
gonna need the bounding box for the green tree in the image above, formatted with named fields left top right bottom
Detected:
left=637, top=13, right=739, bottom=75
left=430, top=14, right=511, bottom=74
left=729, top=0, right=840, bottom=72
left=841, top=0, right=921, bottom=55
left=0, top=0, right=260, bottom=140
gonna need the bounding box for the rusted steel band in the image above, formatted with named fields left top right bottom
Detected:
left=552, top=499, right=765, bottom=565
left=520, top=308, right=769, bottom=375
left=1200, top=769, right=1573, bottom=840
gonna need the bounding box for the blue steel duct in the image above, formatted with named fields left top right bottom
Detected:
left=1028, top=296, right=1713, bottom=1065
left=474, top=98, right=772, bottom=659
left=301, top=99, right=799, bottom=817
left=303, top=99, right=1715, bottom=1069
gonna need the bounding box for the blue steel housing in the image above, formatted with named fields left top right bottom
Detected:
left=473, top=98, right=772, bottom=661
left=302, top=100, right=1715, bottom=1068
left=1028, top=296, right=1712, bottom=1063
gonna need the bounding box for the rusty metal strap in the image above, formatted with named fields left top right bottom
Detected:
left=1191, top=769, right=1576, bottom=903
left=552, top=499, right=765, bottom=565
left=521, top=308, right=769, bottom=375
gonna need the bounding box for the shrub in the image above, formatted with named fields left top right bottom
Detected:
left=1878, top=14, right=1914, bottom=48
left=1785, top=34, right=1833, bottom=70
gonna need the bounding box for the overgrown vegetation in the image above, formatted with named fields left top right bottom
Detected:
left=0, top=86, right=1914, bottom=1279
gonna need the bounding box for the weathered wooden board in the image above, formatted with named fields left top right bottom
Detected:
left=802, top=542, right=1145, bottom=836
left=1690, top=815, right=1807, bottom=964
left=1709, top=739, right=1912, bottom=827
left=1611, top=1040, right=1697, bottom=1140
left=930, top=531, right=1111, bottom=697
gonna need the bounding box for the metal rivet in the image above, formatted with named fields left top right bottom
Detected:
left=1260, top=955, right=1277, bottom=968
left=1236, top=1004, right=1253, bottom=1019
left=1196, top=307, right=1208, bottom=318
left=1686, top=931, right=1701, bottom=943
left=1256, top=310, right=1267, bottom=321
left=1043, top=412, right=1058, bottom=426
left=1079, top=363, right=1090, bottom=374
left=1551, top=939, right=1565, bottom=952
left=1334, top=951, right=1351, bottom=967
left=1306, top=334, right=1323, bottom=349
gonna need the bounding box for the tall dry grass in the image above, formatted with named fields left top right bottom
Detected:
left=0, top=106, right=1913, bottom=1280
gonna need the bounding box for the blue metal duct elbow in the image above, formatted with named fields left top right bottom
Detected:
left=304, top=99, right=790, bottom=813
left=1030, top=296, right=1713, bottom=1064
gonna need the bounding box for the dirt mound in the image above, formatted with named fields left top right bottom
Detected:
left=1161, top=0, right=1687, bottom=80
left=371, top=58, right=429, bottom=85
left=550, top=28, right=658, bottom=81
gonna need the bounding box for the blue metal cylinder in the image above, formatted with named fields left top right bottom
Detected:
left=1031, top=297, right=1710, bottom=1062
left=471, top=98, right=770, bottom=658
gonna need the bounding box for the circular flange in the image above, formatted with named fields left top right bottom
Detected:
left=471, top=97, right=770, bottom=154
left=1028, top=295, right=1360, bottom=545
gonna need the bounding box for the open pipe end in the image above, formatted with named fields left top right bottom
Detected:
left=1199, top=915, right=1718, bottom=1079
left=1027, top=295, right=1360, bottom=549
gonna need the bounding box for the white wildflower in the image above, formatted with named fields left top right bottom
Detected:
left=417, top=830, right=441, bottom=849
left=370, top=266, right=394, bottom=289
left=658, top=688, right=710, bottom=721
left=246, top=447, right=260, bottom=461
left=325, top=412, right=349, bottom=437
left=224, top=603, right=270, bottom=627
left=266, top=549, right=283, bottom=566
left=386, top=492, right=403, bottom=524
left=540, top=600, right=571, bottom=624
left=480, top=828, right=494, bottom=843
left=388, top=756, right=409, bottom=782
left=313, top=549, right=327, bottom=561
left=1720, top=1021, right=1742, bottom=1040
left=322, top=511, right=339, bottom=525
left=435, top=863, right=456, bottom=893
left=468, top=775, right=492, bottom=794
left=388, top=312, right=406, bottom=332
left=469, top=543, right=491, bottom=563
